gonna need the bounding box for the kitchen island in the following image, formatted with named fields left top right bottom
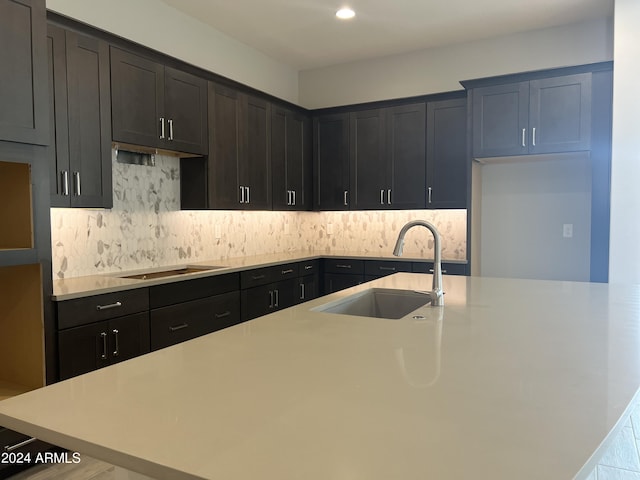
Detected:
left=1, top=273, right=640, bottom=479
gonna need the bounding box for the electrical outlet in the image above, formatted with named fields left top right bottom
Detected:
left=563, top=224, right=573, bottom=238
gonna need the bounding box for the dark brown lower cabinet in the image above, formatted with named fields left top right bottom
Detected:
left=241, top=278, right=298, bottom=321
left=0, top=427, right=63, bottom=480
left=150, top=291, right=240, bottom=350
left=57, top=312, right=150, bottom=380
left=297, top=274, right=320, bottom=304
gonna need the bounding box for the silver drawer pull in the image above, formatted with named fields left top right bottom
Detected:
left=304, top=265, right=313, bottom=270
left=281, top=269, right=294, bottom=275
left=379, top=266, right=396, bottom=271
left=4, top=436, right=37, bottom=452
left=300, top=283, right=305, bottom=300
left=214, top=311, right=231, bottom=319
left=169, top=323, right=189, bottom=332
left=251, top=274, right=266, bottom=280
left=96, top=301, right=122, bottom=311
left=429, top=268, right=447, bottom=274
left=336, top=264, right=352, bottom=269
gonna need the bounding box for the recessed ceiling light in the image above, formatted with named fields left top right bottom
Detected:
left=336, top=7, right=355, bottom=19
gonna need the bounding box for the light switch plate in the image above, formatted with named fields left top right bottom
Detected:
left=563, top=224, right=573, bottom=238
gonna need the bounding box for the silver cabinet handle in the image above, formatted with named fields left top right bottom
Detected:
left=240, top=185, right=245, bottom=203
left=251, top=274, right=266, bottom=280
left=521, top=128, right=526, bottom=147
left=304, top=265, right=313, bottom=270
left=96, top=301, right=122, bottom=311
left=532, top=127, right=536, bottom=147
left=380, top=189, right=385, bottom=205
left=73, top=171, right=81, bottom=196
left=428, top=187, right=432, bottom=204
left=159, top=117, right=165, bottom=140
left=4, top=436, right=37, bottom=453
left=112, top=329, right=120, bottom=357
left=336, top=264, right=352, bottom=269
left=168, top=119, right=174, bottom=141
left=292, top=190, right=296, bottom=206
left=379, top=266, right=396, bottom=271
left=269, top=290, right=274, bottom=308
left=274, top=289, right=279, bottom=307
left=169, top=323, right=189, bottom=332
left=100, top=332, right=108, bottom=360
left=246, top=186, right=250, bottom=204
left=214, top=311, right=231, bottom=319
left=344, top=190, right=348, bottom=206
left=300, top=283, right=305, bottom=300
left=61, top=171, right=69, bottom=196
left=429, top=268, right=448, bottom=274
left=388, top=189, right=392, bottom=205
left=286, top=190, right=291, bottom=205
left=281, top=269, right=294, bottom=275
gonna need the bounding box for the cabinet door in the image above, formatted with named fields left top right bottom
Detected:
left=108, top=312, right=150, bottom=364
left=110, top=47, right=164, bottom=149
left=350, top=109, right=387, bottom=209
left=298, top=274, right=320, bottom=304
left=323, top=273, right=364, bottom=294
left=58, top=321, right=110, bottom=380
left=208, top=82, right=241, bottom=209
left=272, top=107, right=311, bottom=210
left=313, top=113, right=350, bottom=210
left=240, top=95, right=271, bottom=209
left=387, top=103, right=426, bottom=209
left=47, top=24, right=70, bottom=207
left=66, top=31, right=112, bottom=208
left=472, top=82, right=529, bottom=158
left=426, top=97, right=468, bottom=209
left=164, top=66, right=207, bottom=155
left=0, top=0, right=48, bottom=145
left=529, top=73, right=591, bottom=154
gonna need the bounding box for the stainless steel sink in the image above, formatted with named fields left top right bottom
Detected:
left=312, top=288, right=432, bottom=319
left=116, top=265, right=225, bottom=280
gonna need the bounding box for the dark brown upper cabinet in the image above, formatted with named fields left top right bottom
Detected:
left=208, top=82, right=271, bottom=210
left=350, top=103, right=426, bottom=210
left=313, top=113, right=350, bottom=210
left=471, top=73, right=592, bottom=158
left=110, top=47, right=208, bottom=156
left=271, top=106, right=312, bottom=211
left=0, top=0, right=49, bottom=145
left=426, top=97, right=467, bottom=209
left=47, top=25, right=112, bottom=208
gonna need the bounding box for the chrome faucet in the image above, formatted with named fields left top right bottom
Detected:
left=393, top=220, right=444, bottom=306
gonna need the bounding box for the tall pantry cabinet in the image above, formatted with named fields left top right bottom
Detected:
left=0, top=0, right=57, bottom=473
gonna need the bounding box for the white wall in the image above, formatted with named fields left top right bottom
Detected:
left=45, top=0, right=299, bottom=104
left=479, top=155, right=592, bottom=282
left=609, top=0, right=640, bottom=285
left=299, top=17, right=613, bottom=108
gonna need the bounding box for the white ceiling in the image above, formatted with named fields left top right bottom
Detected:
left=159, top=0, right=613, bottom=70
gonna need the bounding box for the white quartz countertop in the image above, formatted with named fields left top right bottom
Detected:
left=51, top=250, right=466, bottom=300
left=3, top=273, right=640, bottom=479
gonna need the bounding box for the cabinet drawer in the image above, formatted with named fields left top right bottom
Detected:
left=323, top=259, right=365, bottom=275
left=150, top=291, right=240, bottom=350
left=412, top=262, right=467, bottom=276
left=0, top=427, right=59, bottom=476
left=149, top=273, right=239, bottom=309
left=240, top=263, right=299, bottom=289
left=57, top=288, right=149, bottom=329
left=323, top=273, right=364, bottom=294
left=364, top=260, right=411, bottom=277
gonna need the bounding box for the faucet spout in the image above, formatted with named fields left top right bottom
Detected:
left=393, top=220, right=444, bottom=306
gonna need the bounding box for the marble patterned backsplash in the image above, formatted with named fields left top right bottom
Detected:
left=50, top=153, right=467, bottom=279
